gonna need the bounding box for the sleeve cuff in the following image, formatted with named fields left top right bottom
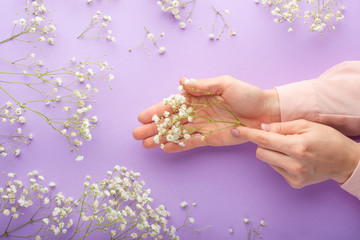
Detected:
left=275, top=80, right=318, bottom=123
left=341, top=160, right=360, bottom=199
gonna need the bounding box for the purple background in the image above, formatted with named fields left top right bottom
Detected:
left=1, top=0, right=360, bottom=239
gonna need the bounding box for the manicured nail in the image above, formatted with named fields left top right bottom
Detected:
left=261, top=123, right=270, bottom=132
left=231, top=128, right=240, bottom=137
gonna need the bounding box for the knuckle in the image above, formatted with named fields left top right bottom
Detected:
left=288, top=177, right=305, bottom=189
left=256, top=134, right=269, bottom=147
left=290, top=141, right=308, bottom=159
left=289, top=163, right=306, bottom=176
left=255, top=147, right=264, bottom=159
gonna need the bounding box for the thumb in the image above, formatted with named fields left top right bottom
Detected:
left=179, top=76, right=233, bottom=96
left=262, top=119, right=311, bottom=135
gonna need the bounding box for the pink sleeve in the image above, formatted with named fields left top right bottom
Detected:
left=275, top=61, right=360, bottom=136
left=275, top=61, right=360, bottom=199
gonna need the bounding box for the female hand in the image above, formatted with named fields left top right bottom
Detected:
left=232, top=119, right=360, bottom=187
left=133, top=75, right=280, bottom=152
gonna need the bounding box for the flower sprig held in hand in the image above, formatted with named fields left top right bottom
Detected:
left=152, top=78, right=245, bottom=150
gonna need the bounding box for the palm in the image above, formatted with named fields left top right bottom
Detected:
left=186, top=85, right=267, bottom=146
left=133, top=76, right=279, bottom=152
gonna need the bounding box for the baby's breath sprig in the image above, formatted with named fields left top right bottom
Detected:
left=256, top=0, right=345, bottom=33
left=157, top=0, right=196, bottom=29
left=244, top=218, right=267, bottom=240
left=0, top=166, right=198, bottom=239
left=0, top=102, right=33, bottom=158
left=152, top=78, right=245, bottom=149
left=208, top=6, right=236, bottom=41
left=0, top=54, right=114, bottom=161
left=77, top=10, right=115, bottom=42
left=86, top=0, right=112, bottom=5
left=0, top=0, right=56, bottom=45
left=140, top=27, right=166, bottom=55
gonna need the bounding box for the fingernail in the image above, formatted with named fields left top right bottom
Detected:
left=231, top=128, right=240, bottom=137
left=261, top=123, right=270, bottom=132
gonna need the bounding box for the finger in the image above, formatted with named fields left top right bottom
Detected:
left=268, top=164, right=298, bottom=187
left=180, top=76, right=234, bottom=96
left=163, top=134, right=208, bottom=153
left=137, top=101, right=173, bottom=124
left=256, top=146, right=293, bottom=170
left=234, top=126, right=293, bottom=155
left=264, top=119, right=311, bottom=135
left=133, top=122, right=158, bottom=140
left=142, top=135, right=168, bottom=149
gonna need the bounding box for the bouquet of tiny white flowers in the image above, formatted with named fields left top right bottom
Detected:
left=0, top=166, right=198, bottom=239
left=1, top=0, right=56, bottom=45
left=152, top=78, right=244, bottom=149
left=0, top=52, right=114, bottom=161
left=256, top=0, right=345, bottom=33
left=156, top=0, right=196, bottom=29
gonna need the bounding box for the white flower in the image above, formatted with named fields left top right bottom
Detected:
left=38, top=36, right=45, bottom=42
left=260, top=220, right=265, bottom=226
left=14, top=149, right=20, bottom=157
left=3, top=209, right=10, bottom=216
left=180, top=201, right=188, bottom=208
left=244, top=218, right=250, bottom=224
left=19, top=116, right=26, bottom=123
left=158, top=46, right=166, bottom=54
left=229, top=228, right=234, bottom=233
left=208, top=33, right=215, bottom=40
left=76, top=155, right=84, bottom=161
left=108, top=74, right=114, bottom=81
left=19, top=18, right=26, bottom=25
left=56, top=77, right=63, bottom=86
left=189, top=217, right=195, bottom=224
left=179, top=22, right=186, bottom=29
left=44, top=197, right=50, bottom=205
left=8, top=173, right=15, bottom=178
left=47, top=38, right=55, bottom=45
left=91, top=116, right=98, bottom=123
left=49, top=182, right=56, bottom=188
left=147, top=33, right=154, bottom=40
left=87, top=68, right=94, bottom=76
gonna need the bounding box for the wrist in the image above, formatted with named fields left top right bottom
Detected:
left=334, top=142, right=360, bottom=184
left=263, top=89, right=281, bottom=123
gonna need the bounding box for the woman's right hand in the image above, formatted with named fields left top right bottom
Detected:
left=133, top=75, right=280, bottom=152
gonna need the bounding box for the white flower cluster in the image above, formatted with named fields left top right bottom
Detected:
left=0, top=53, right=113, bottom=161
left=77, top=10, right=115, bottom=42
left=152, top=78, right=205, bottom=149
left=87, top=0, right=111, bottom=5
left=141, top=27, right=166, bottom=55
left=257, top=0, right=345, bottom=33
left=0, top=166, right=197, bottom=239
left=0, top=102, right=33, bottom=158
left=3, top=0, right=56, bottom=45
left=156, top=0, right=195, bottom=29
left=209, top=6, right=237, bottom=40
